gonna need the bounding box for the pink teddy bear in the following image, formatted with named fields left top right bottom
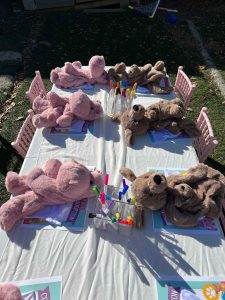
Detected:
left=32, top=91, right=67, bottom=128
left=32, top=90, right=103, bottom=128
left=0, top=283, right=22, bottom=300
left=50, top=55, right=108, bottom=88
left=0, top=159, right=103, bottom=231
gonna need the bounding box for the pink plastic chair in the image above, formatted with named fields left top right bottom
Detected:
left=11, top=109, right=36, bottom=158
left=26, top=71, right=47, bottom=105
left=174, top=66, right=196, bottom=108
left=194, top=107, right=218, bottom=162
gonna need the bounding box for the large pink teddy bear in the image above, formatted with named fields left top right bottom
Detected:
left=0, top=283, right=22, bottom=300
left=50, top=55, right=108, bottom=88
left=0, top=159, right=103, bottom=231
left=32, top=90, right=103, bottom=128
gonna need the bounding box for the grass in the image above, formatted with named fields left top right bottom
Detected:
left=0, top=6, right=224, bottom=202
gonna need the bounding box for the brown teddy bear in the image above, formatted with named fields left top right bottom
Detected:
left=120, top=167, right=168, bottom=227
left=127, top=63, right=152, bottom=85
left=146, top=98, right=185, bottom=123
left=165, top=164, right=225, bottom=227
left=108, top=62, right=129, bottom=82
left=107, top=61, right=172, bottom=94
left=146, top=98, right=201, bottom=137
left=111, top=104, right=149, bottom=146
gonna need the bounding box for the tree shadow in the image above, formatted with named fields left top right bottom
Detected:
left=0, top=135, right=22, bottom=176
left=206, top=157, right=225, bottom=175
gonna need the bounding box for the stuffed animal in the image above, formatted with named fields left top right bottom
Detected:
left=164, top=164, right=225, bottom=227
left=146, top=98, right=200, bottom=137
left=107, top=61, right=172, bottom=94
left=32, top=91, right=67, bottom=128
left=111, top=104, right=149, bottom=146
left=32, top=90, right=103, bottom=128
left=146, top=98, right=185, bottom=122
left=0, top=283, right=22, bottom=300
left=57, top=90, right=103, bottom=128
left=0, top=159, right=103, bottom=231
left=50, top=55, right=108, bottom=88
left=107, top=62, right=129, bottom=82
left=120, top=167, right=168, bottom=227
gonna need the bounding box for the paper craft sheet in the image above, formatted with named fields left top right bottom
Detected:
left=15, top=276, right=62, bottom=300
left=50, top=120, right=92, bottom=134
left=22, top=199, right=88, bottom=231
left=152, top=210, right=220, bottom=235
left=156, top=276, right=225, bottom=300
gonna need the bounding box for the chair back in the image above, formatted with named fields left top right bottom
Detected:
left=174, top=66, right=196, bottom=108
left=11, top=110, right=36, bottom=158
left=26, top=71, right=46, bottom=105
left=194, top=107, right=218, bottom=162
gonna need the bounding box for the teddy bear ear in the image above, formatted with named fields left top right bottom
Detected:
left=120, top=167, right=136, bottom=182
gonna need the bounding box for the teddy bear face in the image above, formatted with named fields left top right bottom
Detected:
left=128, top=65, right=142, bottom=79
left=115, top=62, right=126, bottom=74
left=131, top=105, right=146, bottom=121
left=56, top=162, right=92, bottom=199
left=132, top=173, right=167, bottom=209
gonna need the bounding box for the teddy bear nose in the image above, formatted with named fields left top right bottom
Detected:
left=153, top=175, right=162, bottom=185
left=133, top=105, right=139, bottom=112
left=181, top=185, right=185, bottom=190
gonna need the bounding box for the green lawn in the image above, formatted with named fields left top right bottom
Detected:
left=0, top=7, right=224, bottom=203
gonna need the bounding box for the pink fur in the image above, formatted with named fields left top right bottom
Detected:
left=0, top=283, right=22, bottom=300
left=0, top=159, right=103, bottom=231
left=32, top=90, right=103, bottom=129
left=50, top=55, right=108, bottom=88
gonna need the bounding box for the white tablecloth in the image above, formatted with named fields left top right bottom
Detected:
left=0, top=83, right=224, bottom=300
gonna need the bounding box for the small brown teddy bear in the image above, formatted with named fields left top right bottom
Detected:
left=127, top=63, right=152, bottom=85
left=146, top=98, right=185, bottom=123
left=165, top=164, right=225, bottom=227
left=120, top=167, right=167, bottom=227
left=108, top=62, right=129, bottom=82
left=146, top=98, right=200, bottom=137
left=111, top=104, right=149, bottom=146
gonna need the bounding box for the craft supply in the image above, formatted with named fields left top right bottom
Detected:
left=115, top=212, right=120, bottom=220
left=126, top=216, right=134, bottom=225
left=131, top=197, right=137, bottom=205
left=92, top=185, right=100, bottom=196
left=102, top=205, right=109, bottom=215
left=100, top=192, right=106, bottom=205
left=111, top=216, right=117, bottom=223
left=126, top=88, right=131, bottom=99
left=104, top=174, right=109, bottom=194
left=104, top=174, right=109, bottom=185
left=115, top=87, right=121, bottom=95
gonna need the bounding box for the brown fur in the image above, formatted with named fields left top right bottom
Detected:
left=107, top=61, right=172, bottom=94
left=120, top=167, right=168, bottom=227
left=146, top=99, right=200, bottom=138
left=111, top=105, right=149, bottom=146
left=165, top=164, right=225, bottom=227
